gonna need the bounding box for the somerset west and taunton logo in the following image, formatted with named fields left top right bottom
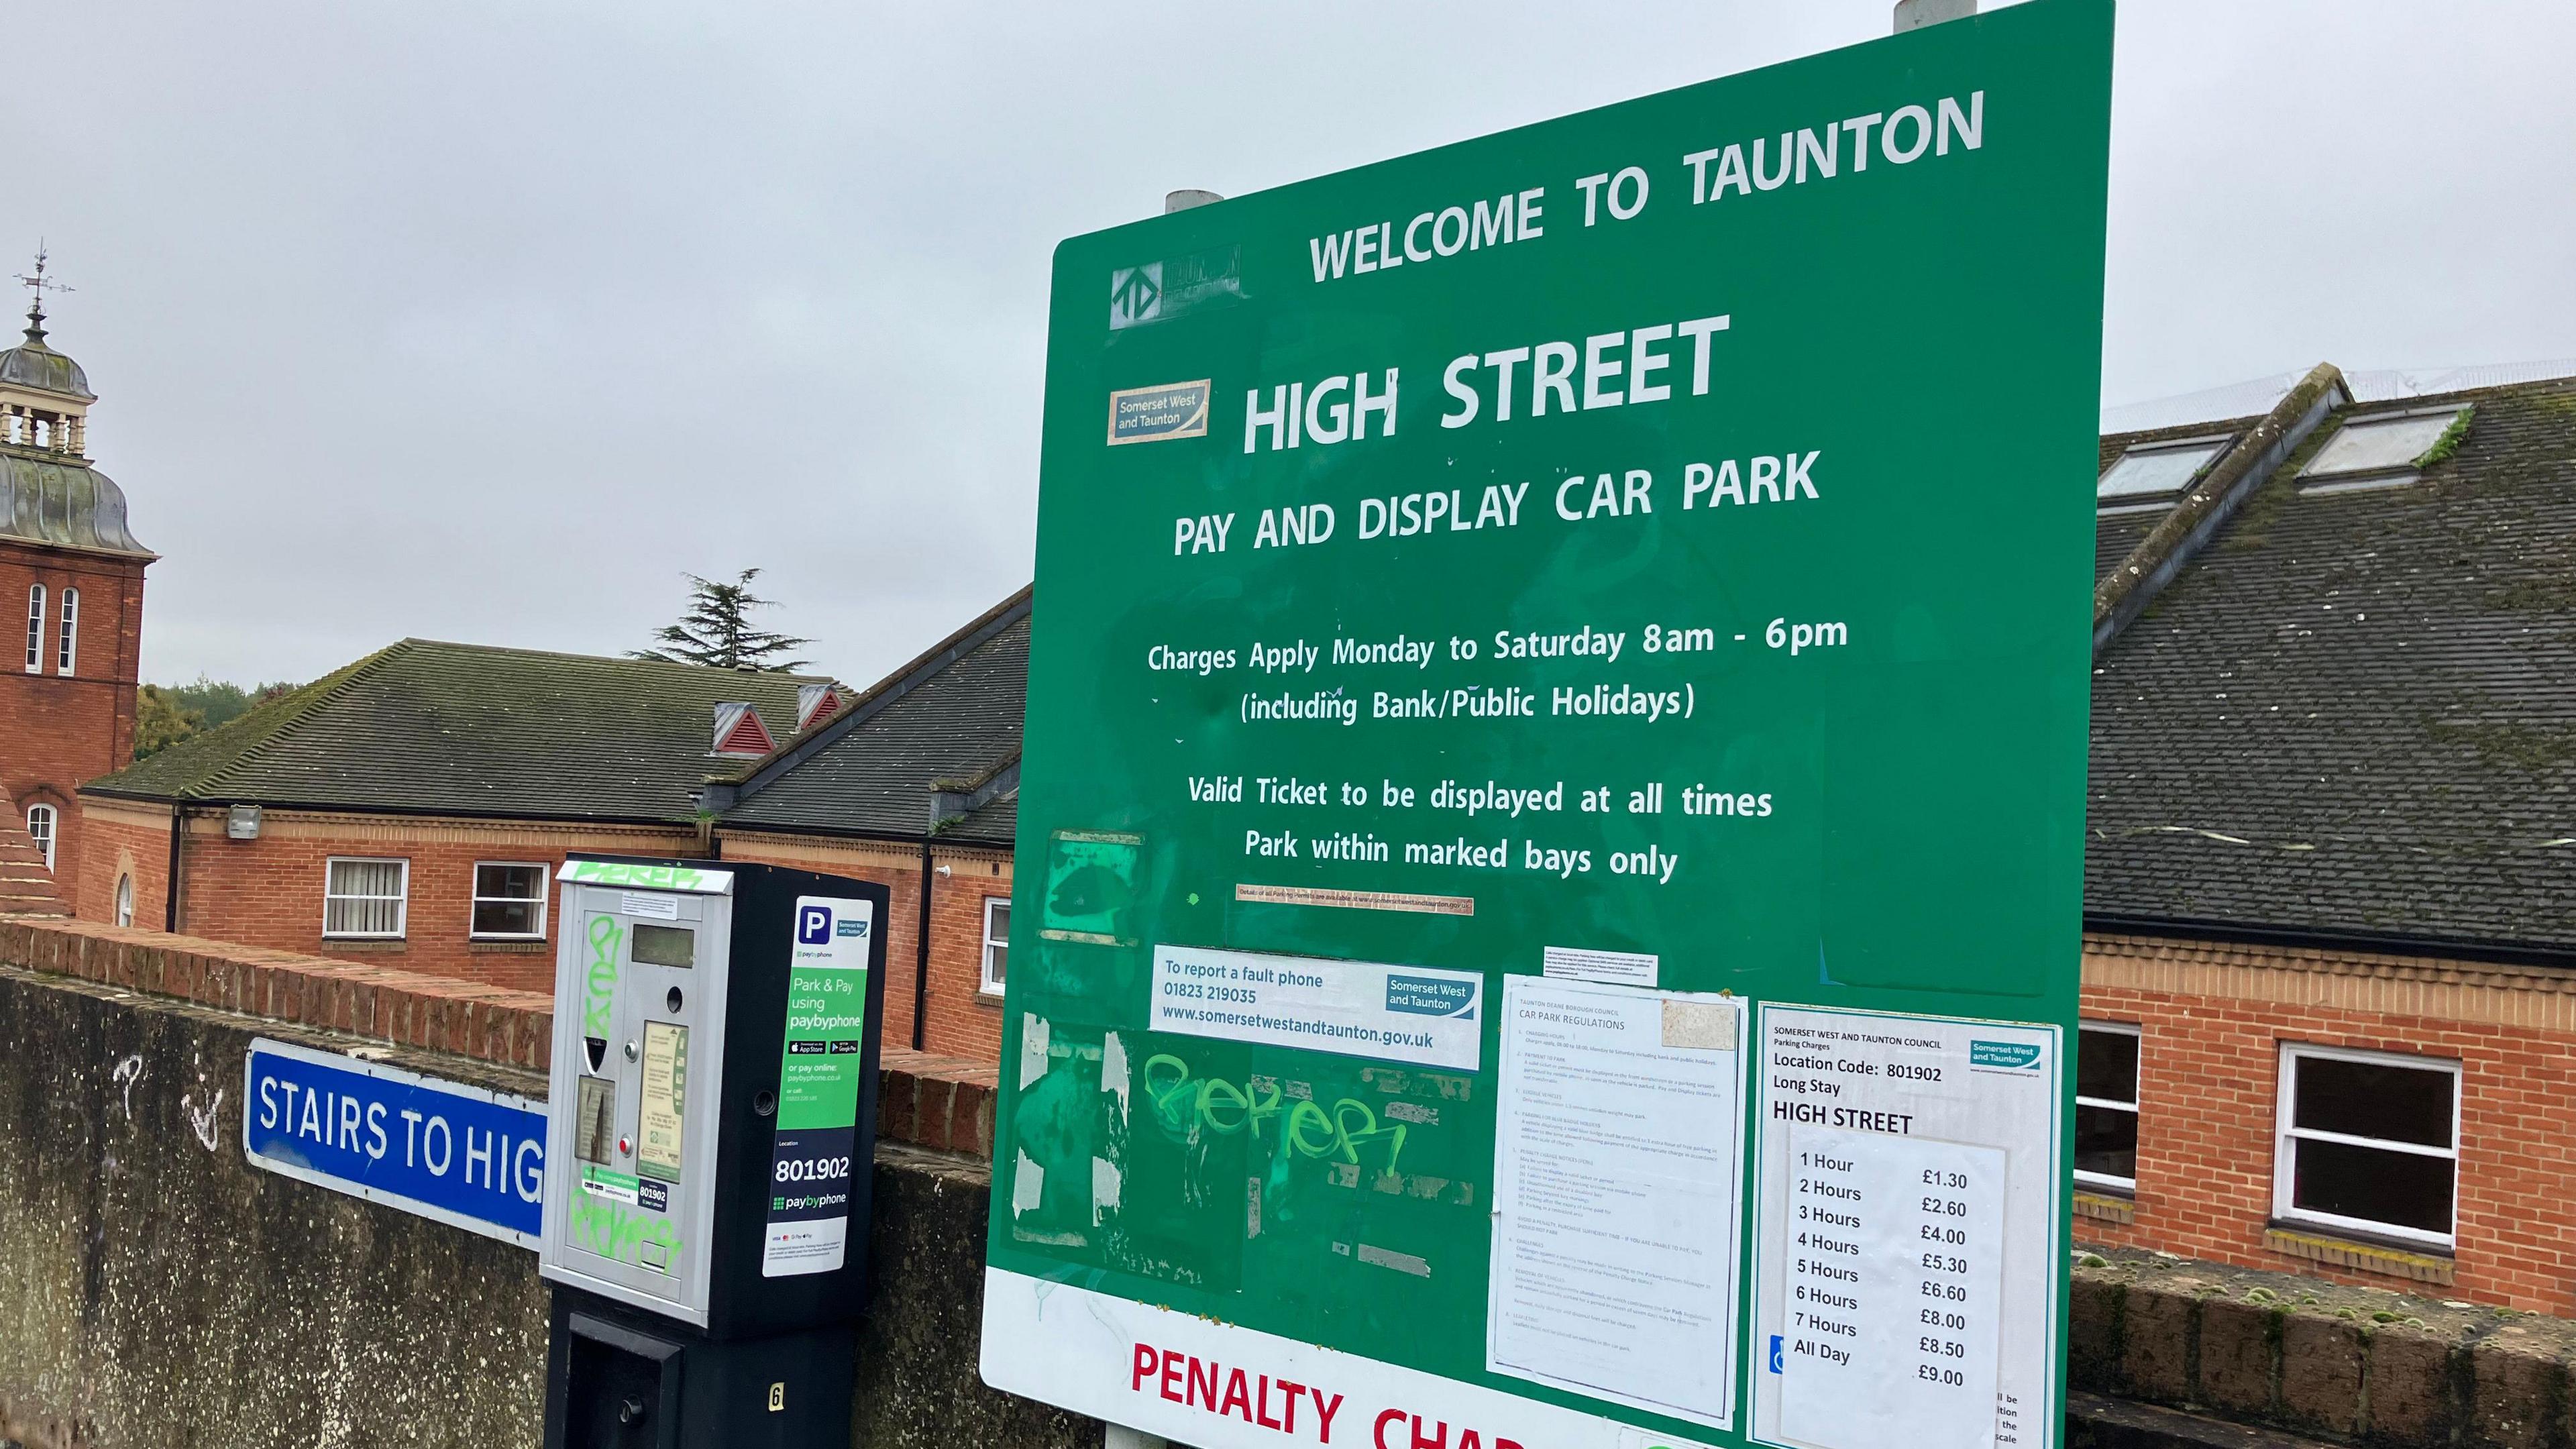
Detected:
left=1106, top=380, right=1212, bottom=446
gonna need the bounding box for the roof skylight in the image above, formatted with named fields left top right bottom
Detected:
left=2098, top=435, right=2230, bottom=506
left=2302, top=409, right=2463, bottom=480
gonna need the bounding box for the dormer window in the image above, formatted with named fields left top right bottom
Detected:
left=2097, top=434, right=2233, bottom=515
left=2300, top=406, right=2469, bottom=496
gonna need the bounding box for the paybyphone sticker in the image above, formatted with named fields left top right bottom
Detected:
left=765, top=896, right=874, bottom=1277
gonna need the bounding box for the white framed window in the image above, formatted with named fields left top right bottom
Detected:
left=323, top=857, right=410, bottom=939
left=115, top=873, right=134, bottom=928
left=2075, top=1021, right=2141, bottom=1192
left=470, top=861, right=549, bottom=940
left=25, top=584, right=44, bottom=673
left=56, top=586, right=77, bottom=674
left=23, top=804, right=56, bottom=871
left=2273, top=1042, right=2460, bottom=1248
left=979, top=896, right=1010, bottom=995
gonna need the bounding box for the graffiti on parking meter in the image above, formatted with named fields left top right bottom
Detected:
left=582, top=914, right=621, bottom=1041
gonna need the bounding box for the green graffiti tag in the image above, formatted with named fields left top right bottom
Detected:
left=582, top=914, right=622, bottom=1039
left=569, top=1190, right=682, bottom=1267
left=1141, top=1053, right=1409, bottom=1175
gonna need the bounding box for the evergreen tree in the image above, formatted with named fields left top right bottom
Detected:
left=633, top=569, right=812, bottom=672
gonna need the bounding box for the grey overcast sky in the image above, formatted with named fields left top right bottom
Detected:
left=8, top=1, right=2573, bottom=690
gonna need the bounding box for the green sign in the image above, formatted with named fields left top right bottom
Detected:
left=986, top=9, right=2108, bottom=1449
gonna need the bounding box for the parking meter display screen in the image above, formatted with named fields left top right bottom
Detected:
left=632, top=923, right=696, bottom=968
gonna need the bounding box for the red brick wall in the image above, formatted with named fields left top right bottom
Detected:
left=72, top=807, right=697, bottom=994
left=66, top=812, right=1019, bottom=1049
left=0, top=539, right=145, bottom=895
left=72, top=798, right=170, bottom=928
left=2078, top=936, right=2576, bottom=1314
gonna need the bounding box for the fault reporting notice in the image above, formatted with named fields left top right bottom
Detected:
left=986, top=9, right=2110, bottom=1449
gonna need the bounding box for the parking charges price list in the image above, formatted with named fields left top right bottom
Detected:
left=1776, top=1123, right=2006, bottom=1449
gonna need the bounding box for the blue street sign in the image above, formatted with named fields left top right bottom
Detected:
left=244, top=1037, right=547, bottom=1248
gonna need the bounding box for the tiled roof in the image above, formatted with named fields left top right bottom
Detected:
left=717, top=590, right=1030, bottom=849
left=84, top=639, right=831, bottom=826
left=2089, top=377, right=2576, bottom=955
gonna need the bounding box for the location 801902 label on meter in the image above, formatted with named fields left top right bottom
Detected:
left=1748, top=1005, right=2063, bottom=1449
left=763, top=896, right=873, bottom=1278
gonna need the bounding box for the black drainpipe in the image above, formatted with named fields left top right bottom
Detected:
left=911, top=837, right=934, bottom=1051
left=162, top=802, right=187, bottom=932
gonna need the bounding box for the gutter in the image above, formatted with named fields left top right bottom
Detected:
left=2083, top=912, right=2576, bottom=974
left=912, top=839, right=933, bottom=1052
left=163, top=803, right=186, bottom=932
left=2093, top=362, right=2348, bottom=654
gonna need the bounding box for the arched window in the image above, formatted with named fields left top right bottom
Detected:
left=115, top=873, right=135, bottom=928
left=57, top=587, right=77, bottom=674
left=24, top=804, right=56, bottom=871
left=23, top=584, right=43, bottom=673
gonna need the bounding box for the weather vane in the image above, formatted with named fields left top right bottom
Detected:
left=14, top=244, right=71, bottom=336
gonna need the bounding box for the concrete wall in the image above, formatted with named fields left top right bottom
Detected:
left=2072, top=1249, right=2576, bottom=1449
left=0, top=918, right=1065, bottom=1449
left=0, top=961, right=547, bottom=1448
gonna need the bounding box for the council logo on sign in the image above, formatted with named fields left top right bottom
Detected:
left=1106, top=380, right=1212, bottom=446
left=1970, top=1039, right=2045, bottom=1070
left=1110, top=262, right=1162, bottom=329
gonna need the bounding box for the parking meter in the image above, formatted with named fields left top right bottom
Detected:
left=537, top=856, right=888, bottom=1448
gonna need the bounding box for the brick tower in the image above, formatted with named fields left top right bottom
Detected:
left=0, top=252, right=154, bottom=910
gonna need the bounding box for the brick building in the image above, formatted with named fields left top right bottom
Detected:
left=0, top=286, right=152, bottom=912
left=73, top=639, right=843, bottom=990
left=2075, top=365, right=2576, bottom=1311
left=68, top=590, right=1029, bottom=1047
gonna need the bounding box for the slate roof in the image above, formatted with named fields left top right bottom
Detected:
left=84, top=639, right=832, bottom=826
left=2089, top=376, right=2576, bottom=957
left=715, top=588, right=1029, bottom=849
left=2092, top=417, right=2261, bottom=579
